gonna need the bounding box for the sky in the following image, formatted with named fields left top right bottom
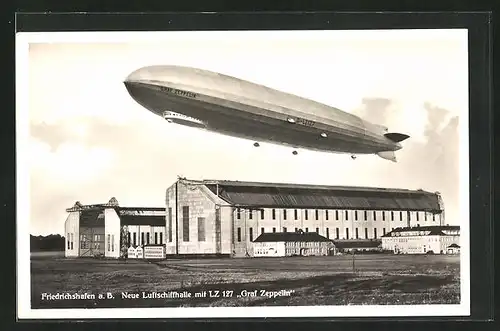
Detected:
left=21, top=30, right=468, bottom=235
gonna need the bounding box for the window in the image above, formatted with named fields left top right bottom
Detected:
left=325, top=210, right=329, bottom=220
left=272, top=209, right=276, bottom=220
left=146, top=232, right=150, bottom=245
left=154, top=232, right=158, bottom=244
left=336, top=228, right=339, bottom=239
left=237, top=208, right=241, bottom=220
left=365, top=228, right=368, bottom=239
left=305, top=228, right=309, bottom=232
left=168, top=207, right=173, bottom=242
left=283, top=227, right=287, bottom=233
left=141, top=232, right=145, bottom=246
left=391, top=211, right=394, bottom=221
left=237, top=228, right=241, bottom=242
left=295, top=227, right=298, bottom=232
left=345, top=211, right=349, bottom=220
left=346, top=228, right=349, bottom=239
left=70, top=233, right=73, bottom=250
left=382, top=212, right=386, bottom=221
left=315, top=210, right=319, bottom=220
left=400, top=211, right=403, bottom=221
left=249, top=210, right=253, bottom=219
left=335, top=210, right=339, bottom=220
left=432, top=214, right=435, bottom=222
left=355, top=228, right=359, bottom=239
left=283, top=209, right=287, bottom=220
left=249, top=228, right=253, bottom=241
left=326, top=228, right=330, bottom=238
left=373, top=211, right=377, bottom=221
left=305, top=210, right=308, bottom=220
left=364, top=211, right=368, bottom=221
left=316, top=227, right=319, bottom=233
left=261, top=227, right=265, bottom=234
left=416, top=212, right=419, bottom=222
left=198, top=217, right=206, bottom=242
left=272, top=227, right=276, bottom=233
left=182, top=206, right=190, bottom=242
left=159, top=232, right=163, bottom=245
left=294, top=209, right=298, bottom=220
left=67, top=233, right=70, bottom=249
left=425, top=213, right=428, bottom=222
left=355, top=211, right=358, bottom=221
left=112, top=235, right=115, bottom=252
left=128, top=232, right=131, bottom=246
left=261, top=210, right=265, bottom=219
left=374, top=228, right=378, bottom=239
left=407, top=211, right=411, bottom=222
left=107, top=234, right=111, bottom=251
left=133, top=232, right=137, bottom=246
left=383, top=228, right=386, bottom=236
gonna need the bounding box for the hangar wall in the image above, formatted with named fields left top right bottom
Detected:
left=64, top=211, right=80, bottom=257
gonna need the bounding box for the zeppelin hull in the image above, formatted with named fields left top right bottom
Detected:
left=124, top=66, right=402, bottom=154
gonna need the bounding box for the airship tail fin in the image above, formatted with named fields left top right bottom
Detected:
left=377, top=151, right=397, bottom=162
left=384, top=132, right=410, bottom=143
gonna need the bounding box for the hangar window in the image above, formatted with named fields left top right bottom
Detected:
left=128, top=233, right=131, bottom=246
left=146, top=233, right=150, bottom=245
left=373, top=211, right=377, bottom=221
left=383, top=228, right=386, bottom=236
left=326, top=228, right=330, bottom=239
left=400, top=211, right=403, bottom=221
left=198, top=217, right=205, bottom=242
left=273, top=227, right=276, bottom=233
left=336, top=228, right=339, bottom=239
left=355, top=211, right=358, bottom=221
left=249, top=210, right=253, bottom=219
left=272, top=209, right=276, bottom=220
left=364, top=211, right=368, bottom=221
left=133, top=233, right=137, bottom=246
left=261, top=210, right=265, bottom=219
left=305, top=228, right=309, bottom=232
left=315, top=210, right=319, bottom=220
left=141, top=232, right=145, bottom=246
left=107, top=234, right=111, bottom=251
left=182, top=206, right=190, bottom=242
left=237, top=228, right=241, bottom=242
left=355, top=228, right=359, bottom=239
left=391, top=211, right=394, bottom=221
left=159, top=232, right=163, bottom=245
left=325, top=210, right=329, bottom=220
left=316, top=227, right=319, bottom=234
left=382, top=212, right=386, bottom=221
left=261, top=227, right=265, bottom=234
left=237, top=208, right=241, bottom=220
left=294, top=209, right=298, bottom=220
left=416, top=212, right=419, bottom=222
left=70, top=233, right=73, bottom=250
left=432, top=214, right=435, bottom=222
left=249, top=228, right=253, bottom=241
left=154, top=232, right=158, bottom=244
left=407, top=211, right=411, bottom=221
left=168, top=207, right=173, bottom=242
left=305, top=210, right=309, bottom=220
left=365, top=228, right=368, bottom=239
left=335, top=210, right=339, bottom=220
left=374, top=228, right=378, bottom=239
left=111, top=235, right=115, bottom=252
left=67, top=233, right=70, bottom=249
left=283, top=227, right=287, bottom=233
left=425, top=213, right=427, bottom=222
left=346, top=228, right=349, bottom=239
left=283, top=209, right=287, bottom=220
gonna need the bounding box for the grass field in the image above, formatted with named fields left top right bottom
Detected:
left=30, top=254, right=460, bottom=308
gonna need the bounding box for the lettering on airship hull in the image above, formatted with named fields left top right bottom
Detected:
left=295, top=118, right=315, bottom=127
left=159, top=86, right=198, bottom=99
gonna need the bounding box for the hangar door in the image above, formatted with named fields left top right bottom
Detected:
left=79, top=209, right=105, bottom=257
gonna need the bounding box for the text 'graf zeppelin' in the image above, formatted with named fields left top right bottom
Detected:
left=160, top=86, right=198, bottom=98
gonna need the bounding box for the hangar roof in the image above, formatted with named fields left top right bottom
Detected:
left=200, top=179, right=442, bottom=211
left=253, top=232, right=332, bottom=243
left=382, top=225, right=460, bottom=237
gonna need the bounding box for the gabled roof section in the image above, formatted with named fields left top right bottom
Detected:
left=382, top=225, right=460, bottom=237
left=200, top=179, right=442, bottom=211
left=253, top=232, right=333, bottom=243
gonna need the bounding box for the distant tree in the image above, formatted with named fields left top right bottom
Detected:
left=30, top=234, right=65, bottom=251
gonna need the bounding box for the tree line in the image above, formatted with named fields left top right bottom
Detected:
left=30, top=234, right=65, bottom=252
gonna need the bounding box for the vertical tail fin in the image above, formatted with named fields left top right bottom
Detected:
left=376, top=151, right=397, bottom=162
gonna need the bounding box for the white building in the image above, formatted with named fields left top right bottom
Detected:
left=381, top=225, right=460, bottom=254
left=165, top=178, right=445, bottom=258
left=253, top=231, right=335, bottom=257
left=64, top=197, right=165, bottom=258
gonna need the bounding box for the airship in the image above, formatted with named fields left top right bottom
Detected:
left=123, top=65, right=410, bottom=162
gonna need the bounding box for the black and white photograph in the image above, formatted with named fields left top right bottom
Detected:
left=17, top=29, right=470, bottom=319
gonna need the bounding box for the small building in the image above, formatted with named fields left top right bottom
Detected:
left=252, top=231, right=335, bottom=257
left=381, top=225, right=460, bottom=255
left=64, top=197, right=165, bottom=258
left=333, top=239, right=382, bottom=254
left=446, top=243, right=460, bottom=254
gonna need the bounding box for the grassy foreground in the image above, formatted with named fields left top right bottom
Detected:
left=30, top=254, right=460, bottom=308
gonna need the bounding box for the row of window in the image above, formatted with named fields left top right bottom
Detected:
left=236, top=208, right=436, bottom=222
left=236, top=226, right=394, bottom=242
left=128, top=231, right=164, bottom=246
left=67, top=233, right=74, bottom=250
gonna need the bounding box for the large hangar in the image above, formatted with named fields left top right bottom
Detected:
left=165, top=178, right=445, bottom=258
left=64, top=197, right=165, bottom=258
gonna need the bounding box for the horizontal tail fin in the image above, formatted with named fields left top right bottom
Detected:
left=384, top=132, right=410, bottom=143
left=377, top=151, right=397, bottom=162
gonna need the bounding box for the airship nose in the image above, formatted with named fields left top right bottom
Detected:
left=124, top=67, right=151, bottom=84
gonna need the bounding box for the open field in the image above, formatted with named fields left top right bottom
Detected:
left=30, top=254, right=460, bottom=308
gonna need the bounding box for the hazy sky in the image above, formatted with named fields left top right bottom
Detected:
left=22, top=30, right=468, bottom=235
